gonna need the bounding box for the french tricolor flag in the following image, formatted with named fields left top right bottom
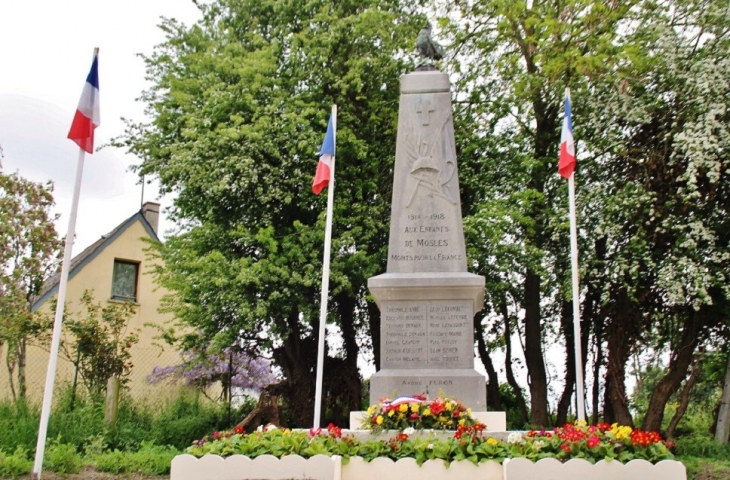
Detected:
left=68, top=49, right=100, bottom=154
left=558, top=95, right=575, bottom=179
left=312, top=114, right=335, bottom=195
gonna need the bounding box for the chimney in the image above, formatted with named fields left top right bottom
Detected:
left=142, top=201, right=160, bottom=236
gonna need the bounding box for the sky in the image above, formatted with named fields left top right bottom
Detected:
left=0, top=1, right=582, bottom=400
left=0, top=0, right=202, bottom=251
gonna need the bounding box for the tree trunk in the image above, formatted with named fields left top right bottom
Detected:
left=502, top=298, right=529, bottom=426
left=236, top=386, right=281, bottom=433
left=714, top=353, right=730, bottom=443
left=475, top=313, right=501, bottom=410
left=272, top=305, right=316, bottom=427
left=556, top=300, right=575, bottom=425
left=642, top=310, right=702, bottom=432
left=667, top=360, right=700, bottom=439
left=592, top=321, right=604, bottom=424
left=18, top=338, right=27, bottom=399
left=367, top=300, right=381, bottom=371
left=604, top=324, right=633, bottom=426
left=524, top=269, right=549, bottom=426
left=6, top=349, right=17, bottom=402
left=334, top=293, right=363, bottom=423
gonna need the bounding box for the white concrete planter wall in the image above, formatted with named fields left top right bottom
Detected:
left=504, top=457, right=686, bottom=480
left=170, top=454, right=686, bottom=480
left=342, top=457, right=502, bottom=480
left=170, top=453, right=342, bottom=480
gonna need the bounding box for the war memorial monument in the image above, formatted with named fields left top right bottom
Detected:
left=367, top=27, right=488, bottom=412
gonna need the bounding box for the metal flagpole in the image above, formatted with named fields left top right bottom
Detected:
left=566, top=88, right=586, bottom=422
left=313, top=104, right=337, bottom=428
left=33, top=147, right=86, bottom=479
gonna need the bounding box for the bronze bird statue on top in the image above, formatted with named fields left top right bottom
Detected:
left=416, top=23, right=445, bottom=68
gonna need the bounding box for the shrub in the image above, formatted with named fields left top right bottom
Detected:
left=91, top=442, right=177, bottom=475
left=0, top=447, right=32, bottom=479
left=43, top=440, right=81, bottom=475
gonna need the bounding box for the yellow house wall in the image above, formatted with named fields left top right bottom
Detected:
left=0, top=219, right=184, bottom=404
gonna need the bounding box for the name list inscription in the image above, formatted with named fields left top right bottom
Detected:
left=382, top=300, right=472, bottom=369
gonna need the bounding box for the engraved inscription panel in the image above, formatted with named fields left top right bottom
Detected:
left=387, top=89, right=468, bottom=274
left=382, top=299, right=472, bottom=369
left=382, top=302, right=427, bottom=369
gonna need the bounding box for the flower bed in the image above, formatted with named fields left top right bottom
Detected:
left=186, top=421, right=675, bottom=465
left=176, top=396, right=685, bottom=479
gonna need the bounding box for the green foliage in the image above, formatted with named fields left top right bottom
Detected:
left=43, top=439, right=81, bottom=475
left=0, top=170, right=62, bottom=400
left=0, top=446, right=32, bottom=479
left=117, top=0, right=428, bottom=426
left=498, top=383, right=529, bottom=431
left=186, top=423, right=674, bottom=465
left=0, top=388, right=254, bottom=457
left=90, top=441, right=178, bottom=475
left=62, top=290, right=140, bottom=395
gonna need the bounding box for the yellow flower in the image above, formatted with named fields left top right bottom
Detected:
left=423, top=408, right=431, bottom=416
left=411, top=404, right=420, bottom=413
left=388, top=410, right=395, bottom=417
left=398, top=413, right=406, bottom=420
left=487, top=438, right=499, bottom=446
left=399, top=403, right=409, bottom=413
left=367, top=405, right=377, bottom=416
left=576, top=419, right=587, bottom=427
left=439, top=416, right=448, bottom=424
left=376, top=415, right=384, bottom=425
left=458, top=419, right=466, bottom=426
left=284, top=429, right=292, bottom=435
left=445, top=401, right=454, bottom=411
left=467, top=408, right=472, bottom=417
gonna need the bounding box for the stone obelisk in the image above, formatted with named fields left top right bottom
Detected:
left=368, top=63, right=487, bottom=410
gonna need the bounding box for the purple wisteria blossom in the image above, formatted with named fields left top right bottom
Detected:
left=147, top=347, right=276, bottom=393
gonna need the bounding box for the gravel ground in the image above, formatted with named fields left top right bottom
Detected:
left=11, top=468, right=167, bottom=480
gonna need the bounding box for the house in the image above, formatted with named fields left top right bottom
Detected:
left=0, top=201, right=183, bottom=401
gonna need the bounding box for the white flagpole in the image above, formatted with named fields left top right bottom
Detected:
left=566, top=88, right=586, bottom=422
left=313, top=104, right=337, bottom=428
left=32, top=147, right=86, bottom=479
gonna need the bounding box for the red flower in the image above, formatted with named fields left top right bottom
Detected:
left=430, top=401, right=445, bottom=415
left=396, top=433, right=408, bottom=442
left=234, top=425, right=244, bottom=435
left=309, top=427, right=322, bottom=437
left=327, top=423, right=342, bottom=438
left=413, top=394, right=427, bottom=401
left=453, top=410, right=461, bottom=418
left=587, top=434, right=600, bottom=448
left=410, top=413, right=419, bottom=419
left=596, top=422, right=612, bottom=432
left=560, top=444, right=571, bottom=453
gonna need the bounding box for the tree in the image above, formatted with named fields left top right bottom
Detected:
left=0, top=165, right=62, bottom=400
left=441, top=0, right=635, bottom=426
left=148, top=345, right=277, bottom=400
left=578, top=0, right=730, bottom=429
left=61, top=291, right=140, bottom=396
left=119, top=0, right=426, bottom=426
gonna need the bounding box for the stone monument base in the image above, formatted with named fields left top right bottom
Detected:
left=369, top=368, right=487, bottom=408
left=349, top=410, right=507, bottom=432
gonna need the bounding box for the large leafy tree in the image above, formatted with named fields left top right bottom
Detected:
left=440, top=0, right=634, bottom=426
left=121, top=0, right=425, bottom=426
left=441, top=0, right=729, bottom=429
left=0, top=166, right=62, bottom=400
left=579, top=0, right=730, bottom=430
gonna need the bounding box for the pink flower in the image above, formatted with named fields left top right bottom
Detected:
left=587, top=434, right=600, bottom=448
